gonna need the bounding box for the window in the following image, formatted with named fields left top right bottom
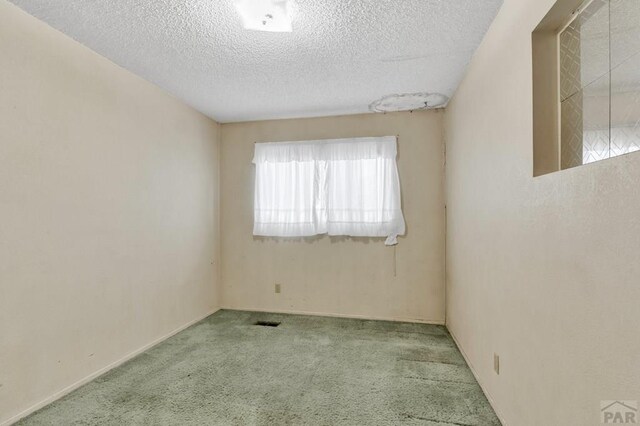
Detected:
left=252, top=136, right=405, bottom=245
left=532, top=0, right=639, bottom=175
left=560, top=0, right=640, bottom=168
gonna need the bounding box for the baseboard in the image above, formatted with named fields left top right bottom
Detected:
left=447, top=327, right=508, bottom=426
left=2, top=307, right=220, bottom=426
left=221, top=306, right=445, bottom=325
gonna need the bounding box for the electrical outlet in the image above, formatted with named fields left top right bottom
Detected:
left=494, top=353, right=500, bottom=375
left=275, top=283, right=281, bottom=294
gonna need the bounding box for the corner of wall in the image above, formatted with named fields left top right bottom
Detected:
left=215, top=121, right=223, bottom=310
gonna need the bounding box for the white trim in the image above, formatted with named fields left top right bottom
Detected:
left=2, top=308, right=220, bottom=426
left=447, top=327, right=508, bottom=426
left=556, top=0, right=596, bottom=35
left=221, top=306, right=445, bottom=325
left=557, top=22, right=564, bottom=168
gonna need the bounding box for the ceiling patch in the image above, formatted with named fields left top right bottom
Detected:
left=369, top=93, right=449, bottom=113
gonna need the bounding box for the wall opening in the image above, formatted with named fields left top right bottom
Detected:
left=533, top=0, right=640, bottom=176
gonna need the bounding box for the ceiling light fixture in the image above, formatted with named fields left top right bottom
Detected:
left=235, top=0, right=293, bottom=32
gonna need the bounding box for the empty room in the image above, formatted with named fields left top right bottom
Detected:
left=1, top=0, right=639, bottom=424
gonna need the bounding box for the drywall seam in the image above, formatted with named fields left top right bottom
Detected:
left=2, top=309, right=220, bottom=426
left=448, top=327, right=507, bottom=426
left=221, top=307, right=446, bottom=325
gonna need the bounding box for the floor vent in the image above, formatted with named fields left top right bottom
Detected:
left=254, top=321, right=281, bottom=327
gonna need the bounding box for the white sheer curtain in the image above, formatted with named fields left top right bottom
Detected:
left=253, top=136, right=405, bottom=245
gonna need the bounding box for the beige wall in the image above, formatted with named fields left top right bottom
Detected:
left=0, top=2, right=221, bottom=424
left=444, top=0, right=640, bottom=424
left=220, top=111, right=445, bottom=323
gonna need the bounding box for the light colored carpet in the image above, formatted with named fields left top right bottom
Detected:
left=18, top=310, right=500, bottom=425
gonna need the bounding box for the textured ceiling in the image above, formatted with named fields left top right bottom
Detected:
left=10, top=0, right=503, bottom=122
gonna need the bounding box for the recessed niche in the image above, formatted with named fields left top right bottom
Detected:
left=532, top=0, right=640, bottom=176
